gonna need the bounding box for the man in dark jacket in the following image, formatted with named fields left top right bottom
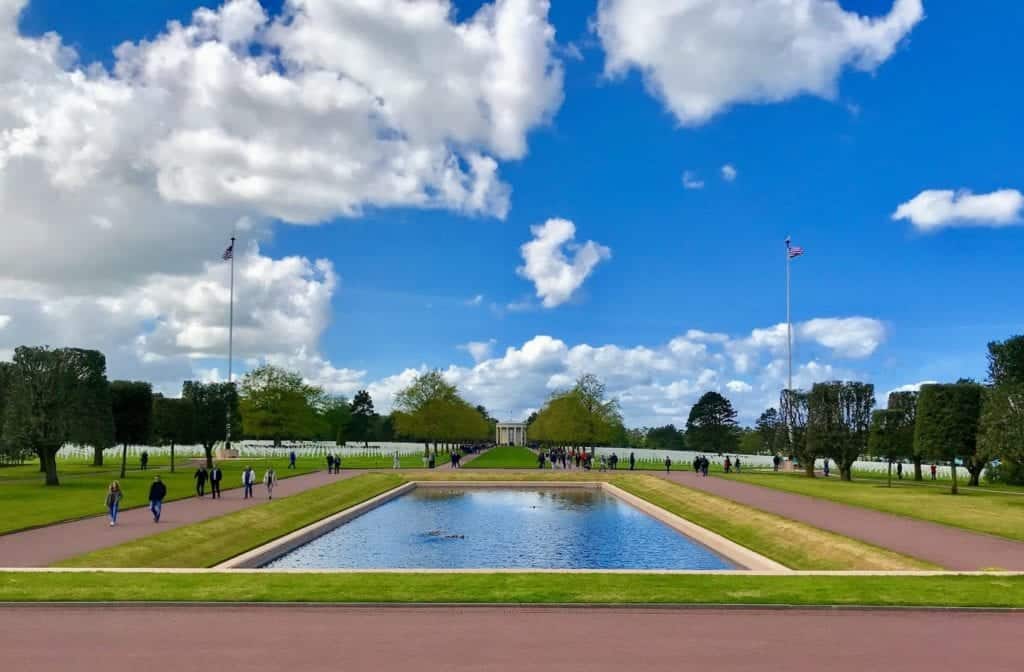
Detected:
left=194, top=466, right=208, bottom=497
left=209, top=463, right=223, bottom=499
left=148, top=476, right=167, bottom=523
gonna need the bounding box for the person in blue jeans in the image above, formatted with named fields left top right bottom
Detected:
left=242, top=466, right=256, bottom=499
left=148, top=475, right=167, bottom=523
left=106, top=481, right=123, bottom=526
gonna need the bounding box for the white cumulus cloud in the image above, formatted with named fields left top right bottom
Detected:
left=596, top=0, right=923, bottom=125
left=682, top=171, right=704, bottom=190
left=892, top=189, right=1024, bottom=231
left=721, top=164, right=737, bottom=182
left=516, top=218, right=611, bottom=308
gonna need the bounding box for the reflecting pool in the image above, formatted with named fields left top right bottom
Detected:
left=262, top=487, right=735, bottom=570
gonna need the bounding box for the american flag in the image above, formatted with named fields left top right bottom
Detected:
left=222, top=240, right=234, bottom=261
left=788, top=245, right=804, bottom=259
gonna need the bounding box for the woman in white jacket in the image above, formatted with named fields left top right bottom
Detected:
left=263, top=467, right=277, bottom=500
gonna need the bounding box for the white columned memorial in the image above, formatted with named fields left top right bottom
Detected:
left=495, top=422, right=528, bottom=446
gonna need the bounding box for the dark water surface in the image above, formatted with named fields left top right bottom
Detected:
left=263, top=487, right=735, bottom=570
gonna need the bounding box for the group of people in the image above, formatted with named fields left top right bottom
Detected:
left=326, top=453, right=343, bottom=474
left=192, top=464, right=225, bottom=498
left=104, top=462, right=283, bottom=527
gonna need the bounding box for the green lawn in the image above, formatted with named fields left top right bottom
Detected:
left=1, top=571, right=1021, bottom=607
left=467, top=446, right=539, bottom=468
left=725, top=471, right=1024, bottom=542
left=58, top=472, right=932, bottom=571
left=0, top=457, right=319, bottom=535
left=58, top=473, right=404, bottom=568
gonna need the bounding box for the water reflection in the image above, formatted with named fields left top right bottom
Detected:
left=263, top=487, right=735, bottom=570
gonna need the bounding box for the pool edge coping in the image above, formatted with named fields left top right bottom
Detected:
left=214, top=481, right=788, bottom=572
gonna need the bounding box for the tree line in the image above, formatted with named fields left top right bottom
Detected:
left=765, top=334, right=1024, bottom=492
left=0, top=348, right=412, bottom=485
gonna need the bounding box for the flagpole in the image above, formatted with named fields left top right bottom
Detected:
left=786, top=237, right=792, bottom=394
left=226, top=236, right=235, bottom=450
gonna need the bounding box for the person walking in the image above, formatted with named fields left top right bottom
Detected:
left=823, top=459, right=830, bottom=477
left=263, top=467, right=277, bottom=500
left=289, top=450, right=297, bottom=469
left=194, top=465, right=208, bottom=497
left=664, top=456, right=672, bottom=474
left=334, top=453, right=342, bottom=474
left=242, top=465, right=256, bottom=499
left=392, top=451, right=401, bottom=469
left=629, top=452, right=636, bottom=471
left=209, top=463, right=223, bottom=499
left=724, top=456, right=732, bottom=474
left=897, top=462, right=903, bottom=480
left=148, top=475, right=167, bottom=523
left=105, top=481, right=123, bottom=526
left=735, top=457, right=741, bottom=473
left=140, top=450, right=149, bottom=471
left=930, top=463, right=938, bottom=480
left=326, top=453, right=334, bottom=474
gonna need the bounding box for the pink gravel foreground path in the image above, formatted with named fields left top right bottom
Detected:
left=0, top=470, right=358, bottom=567
left=661, top=471, right=1024, bottom=570
left=2, top=605, right=1019, bottom=672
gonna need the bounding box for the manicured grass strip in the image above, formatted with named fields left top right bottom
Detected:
left=57, top=473, right=404, bottom=568
left=1, top=572, right=1021, bottom=608
left=726, top=472, right=1024, bottom=542
left=0, top=458, right=319, bottom=536
left=466, top=447, right=538, bottom=469
left=612, top=476, right=936, bottom=571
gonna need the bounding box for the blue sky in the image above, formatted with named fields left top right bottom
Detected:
left=3, top=0, right=1023, bottom=425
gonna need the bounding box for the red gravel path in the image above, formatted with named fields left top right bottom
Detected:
left=2, top=605, right=1019, bottom=672
left=0, top=470, right=355, bottom=567
left=661, top=471, right=1024, bottom=570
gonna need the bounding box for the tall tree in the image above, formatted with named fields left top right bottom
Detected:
left=111, top=381, right=154, bottom=479
left=806, top=381, right=874, bottom=481
left=755, top=408, right=781, bottom=453
left=686, top=392, right=739, bottom=454
left=780, top=389, right=812, bottom=476
left=978, top=383, right=1024, bottom=485
left=0, top=362, right=23, bottom=465
left=888, top=391, right=922, bottom=480
left=646, top=424, right=685, bottom=450
left=349, top=390, right=376, bottom=447
left=318, top=395, right=351, bottom=445
left=987, top=335, right=1024, bottom=387
left=3, top=347, right=111, bottom=485
left=868, top=409, right=912, bottom=487
left=183, top=381, right=240, bottom=468
left=914, top=383, right=984, bottom=494
left=529, top=376, right=622, bottom=449
left=239, top=365, right=321, bottom=446
left=152, top=395, right=195, bottom=473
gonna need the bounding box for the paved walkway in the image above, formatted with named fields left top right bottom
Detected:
left=0, top=470, right=356, bottom=567
left=661, top=471, right=1024, bottom=570
left=3, top=605, right=1019, bottom=671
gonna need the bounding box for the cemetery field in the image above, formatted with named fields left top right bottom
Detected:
left=0, top=571, right=1020, bottom=608
left=0, top=457, right=318, bottom=535
left=725, top=471, right=1024, bottom=541
left=57, top=472, right=931, bottom=571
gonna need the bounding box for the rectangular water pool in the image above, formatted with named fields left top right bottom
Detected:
left=261, top=487, right=736, bottom=570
